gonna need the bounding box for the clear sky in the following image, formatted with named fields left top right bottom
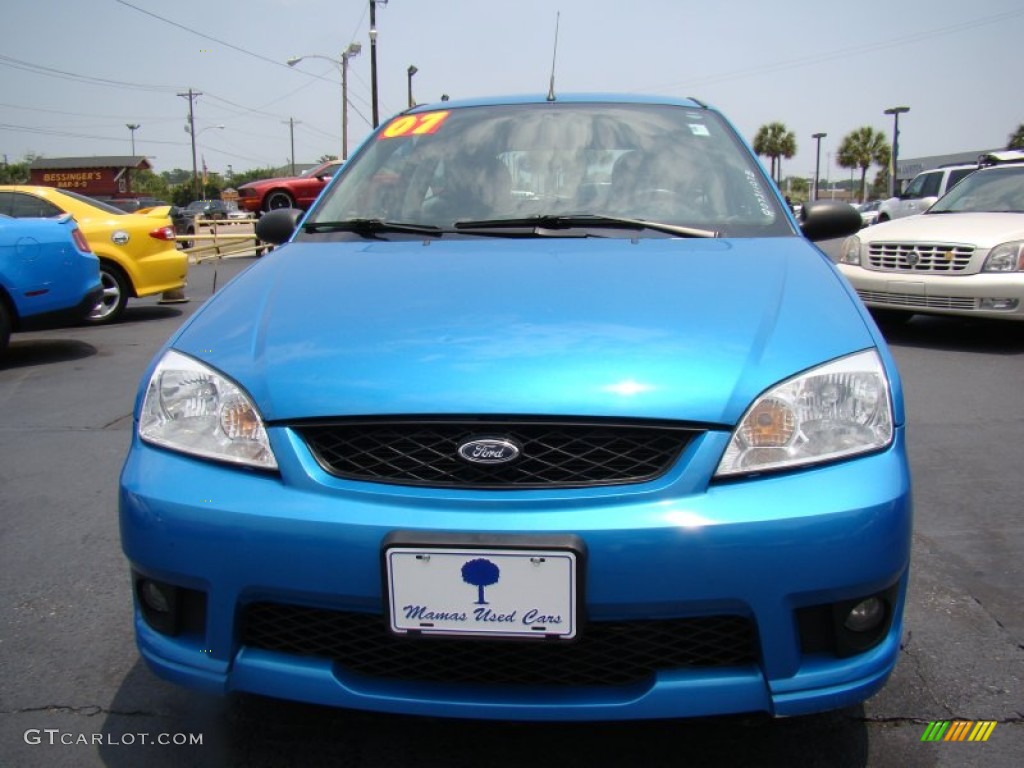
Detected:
left=2, top=0, right=1021, bottom=184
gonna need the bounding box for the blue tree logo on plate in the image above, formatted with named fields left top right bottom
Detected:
left=461, top=558, right=500, bottom=604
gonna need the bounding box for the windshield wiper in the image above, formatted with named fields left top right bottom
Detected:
left=453, top=214, right=718, bottom=238
left=304, top=218, right=445, bottom=236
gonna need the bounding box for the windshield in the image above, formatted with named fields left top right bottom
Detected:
left=308, top=102, right=791, bottom=238
left=928, top=166, right=1024, bottom=214
left=302, top=162, right=340, bottom=178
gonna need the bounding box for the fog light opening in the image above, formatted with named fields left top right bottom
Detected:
left=141, top=579, right=173, bottom=613
left=979, top=298, right=1018, bottom=311
left=844, top=596, right=885, bottom=633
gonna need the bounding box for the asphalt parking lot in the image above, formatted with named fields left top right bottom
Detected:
left=1, top=251, right=1022, bottom=767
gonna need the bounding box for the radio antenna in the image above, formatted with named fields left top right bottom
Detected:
left=546, top=11, right=561, bottom=102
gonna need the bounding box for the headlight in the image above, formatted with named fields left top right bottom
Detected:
left=139, top=350, right=278, bottom=470
left=839, top=235, right=862, bottom=265
left=715, top=349, right=893, bottom=478
left=982, top=240, right=1024, bottom=272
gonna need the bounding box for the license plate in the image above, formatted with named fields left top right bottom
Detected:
left=386, top=547, right=578, bottom=640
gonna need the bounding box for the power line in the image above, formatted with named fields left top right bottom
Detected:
left=0, top=54, right=178, bottom=93
left=114, top=0, right=375, bottom=128
left=114, top=0, right=297, bottom=72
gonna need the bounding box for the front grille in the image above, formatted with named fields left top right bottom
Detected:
left=867, top=242, right=974, bottom=273
left=241, top=603, right=759, bottom=687
left=295, top=419, right=695, bottom=488
left=857, top=289, right=977, bottom=311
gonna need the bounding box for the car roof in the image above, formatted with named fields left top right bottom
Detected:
left=404, top=92, right=710, bottom=112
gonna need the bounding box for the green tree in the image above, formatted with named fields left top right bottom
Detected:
left=753, top=122, right=797, bottom=185
left=131, top=169, right=172, bottom=200
left=228, top=167, right=282, bottom=186
left=0, top=153, right=38, bottom=184
left=1008, top=123, right=1024, bottom=149
left=836, top=127, right=890, bottom=203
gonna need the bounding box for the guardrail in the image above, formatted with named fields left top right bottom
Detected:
left=179, top=218, right=269, bottom=262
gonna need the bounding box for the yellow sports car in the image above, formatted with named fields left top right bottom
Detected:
left=0, top=186, right=188, bottom=323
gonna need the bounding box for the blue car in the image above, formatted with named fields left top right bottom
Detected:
left=120, top=94, right=912, bottom=721
left=0, top=214, right=101, bottom=351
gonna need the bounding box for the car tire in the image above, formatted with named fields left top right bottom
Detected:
left=0, top=297, right=11, bottom=352
left=182, top=226, right=196, bottom=250
left=264, top=191, right=295, bottom=212
left=86, top=262, right=130, bottom=325
left=877, top=214, right=889, bottom=223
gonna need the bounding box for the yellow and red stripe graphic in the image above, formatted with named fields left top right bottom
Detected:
left=920, top=720, right=997, bottom=742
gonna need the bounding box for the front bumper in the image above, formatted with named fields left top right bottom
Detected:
left=838, top=264, right=1024, bottom=320
left=120, top=428, right=912, bottom=721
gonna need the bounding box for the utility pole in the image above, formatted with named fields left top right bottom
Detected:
left=178, top=89, right=203, bottom=201
left=283, top=118, right=301, bottom=175
left=369, top=0, right=388, bottom=127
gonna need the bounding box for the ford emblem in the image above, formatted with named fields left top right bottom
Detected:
left=457, top=437, right=521, bottom=465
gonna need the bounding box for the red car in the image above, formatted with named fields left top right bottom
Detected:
left=236, top=161, right=342, bottom=214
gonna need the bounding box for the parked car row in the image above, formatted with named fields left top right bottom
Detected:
left=0, top=186, right=188, bottom=324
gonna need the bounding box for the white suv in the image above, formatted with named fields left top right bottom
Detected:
left=876, top=163, right=977, bottom=223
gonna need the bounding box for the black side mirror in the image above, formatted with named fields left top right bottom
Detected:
left=255, top=208, right=303, bottom=245
left=798, top=200, right=862, bottom=242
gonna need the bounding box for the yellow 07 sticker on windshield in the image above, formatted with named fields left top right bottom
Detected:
left=379, top=111, right=450, bottom=139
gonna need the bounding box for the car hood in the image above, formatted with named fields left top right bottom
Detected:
left=860, top=212, right=1024, bottom=246
left=171, top=237, right=874, bottom=425
left=239, top=175, right=308, bottom=189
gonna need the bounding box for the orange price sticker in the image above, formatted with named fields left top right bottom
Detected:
left=379, top=111, right=450, bottom=139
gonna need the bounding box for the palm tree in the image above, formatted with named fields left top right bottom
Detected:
left=836, top=127, right=890, bottom=203
left=1008, top=124, right=1024, bottom=150
left=753, top=122, right=797, bottom=185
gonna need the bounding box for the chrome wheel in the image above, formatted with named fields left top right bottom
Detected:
left=87, top=265, right=129, bottom=324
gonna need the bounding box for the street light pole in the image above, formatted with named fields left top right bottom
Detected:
left=884, top=106, right=910, bottom=198
left=369, top=0, right=388, bottom=128
left=341, top=43, right=361, bottom=159
left=126, top=123, right=140, bottom=156
left=407, top=65, right=418, bottom=109
left=811, top=132, right=826, bottom=201
left=288, top=43, right=361, bottom=160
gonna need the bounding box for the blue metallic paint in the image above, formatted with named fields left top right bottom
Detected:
left=170, top=237, right=882, bottom=426
left=0, top=215, right=100, bottom=330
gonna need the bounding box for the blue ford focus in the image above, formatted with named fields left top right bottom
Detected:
left=120, top=94, right=911, bottom=721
